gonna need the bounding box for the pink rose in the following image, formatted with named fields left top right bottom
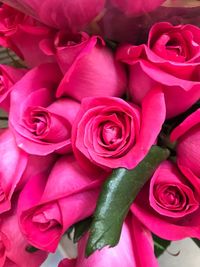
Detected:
left=0, top=129, right=27, bottom=214
left=41, top=31, right=127, bottom=102
left=0, top=4, right=55, bottom=67
left=9, top=63, right=81, bottom=155
left=117, top=22, right=200, bottom=118
left=0, top=196, right=48, bottom=267
left=1, top=0, right=105, bottom=30
left=132, top=161, right=200, bottom=240
left=110, top=0, right=166, bottom=16
left=0, top=64, right=26, bottom=111
left=58, top=215, right=158, bottom=267
left=171, top=108, right=200, bottom=178
left=18, top=155, right=106, bottom=252
left=72, top=88, right=165, bottom=173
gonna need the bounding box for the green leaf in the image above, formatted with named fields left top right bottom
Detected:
left=86, top=146, right=170, bottom=257
left=65, top=225, right=74, bottom=240
left=73, top=217, right=93, bottom=243
left=153, top=235, right=171, bottom=257
left=192, top=238, right=200, bottom=248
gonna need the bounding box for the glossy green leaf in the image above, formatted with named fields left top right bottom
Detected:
left=192, top=238, right=200, bottom=248
left=73, top=217, right=93, bottom=243
left=86, top=146, right=170, bottom=257
left=153, top=235, right=171, bottom=257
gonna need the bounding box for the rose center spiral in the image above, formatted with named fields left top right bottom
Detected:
left=155, top=185, right=185, bottom=211
left=24, top=108, right=50, bottom=137
left=163, top=187, right=181, bottom=206
left=102, top=123, right=122, bottom=145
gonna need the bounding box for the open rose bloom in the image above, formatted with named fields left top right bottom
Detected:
left=0, top=0, right=199, bottom=267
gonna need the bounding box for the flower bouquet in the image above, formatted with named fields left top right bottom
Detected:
left=0, top=0, right=199, bottom=266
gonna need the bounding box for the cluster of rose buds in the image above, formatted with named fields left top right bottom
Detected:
left=0, top=0, right=199, bottom=266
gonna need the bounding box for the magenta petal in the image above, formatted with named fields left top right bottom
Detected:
left=0, top=5, right=55, bottom=67
left=1, top=0, right=105, bottom=30
left=2, top=198, right=48, bottom=267
left=149, top=161, right=199, bottom=218
left=72, top=93, right=164, bottom=171
left=18, top=155, right=106, bottom=252
left=0, top=129, right=27, bottom=214
left=56, top=36, right=127, bottom=101
left=171, top=109, right=200, bottom=141
left=0, top=64, right=26, bottom=111
left=170, top=109, right=200, bottom=177
left=129, top=215, right=158, bottom=267
left=58, top=259, right=76, bottom=267
left=9, top=63, right=73, bottom=155
left=120, top=87, right=165, bottom=169
left=131, top=160, right=200, bottom=240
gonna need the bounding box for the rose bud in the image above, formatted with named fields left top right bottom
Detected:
left=110, top=0, right=166, bottom=16
left=0, top=64, right=26, bottom=111
left=0, top=0, right=105, bottom=30
left=132, top=161, right=200, bottom=240
left=0, top=196, right=48, bottom=267
left=171, top=108, right=200, bottom=178
left=58, top=214, right=158, bottom=267
left=18, top=155, right=106, bottom=252
left=72, top=88, right=165, bottom=174
left=9, top=63, right=80, bottom=156
left=0, top=129, right=27, bottom=214
left=117, top=22, right=200, bottom=118
left=40, top=31, right=127, bottom=102
left=0, top=4, right=55, bottom=67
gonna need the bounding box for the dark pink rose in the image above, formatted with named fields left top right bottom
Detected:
left=117, top=22, right=200, bottom=118
left=9, top=63, right=81, bottom=155
left=132, top=161, right=200, bottom=240
left=0, top=64, right=26, bottom=111
left=1, top=0, right=105, bottom=30
left=58, top=214, right=158, bottom=267
left=0, top=197, right=48, bottom=267
left=0, top=129, right=27, bottom=214
left=41, top=31, right=127, bottom=102
left=72, top=88, right=165, bottom=173
left=0, top=4, right=55, bottom=67
left=110, top=0, right=166, bottom=16
left=18, top=155, right=106, bottom=252
left=171, top=108, right=200, bottom=178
